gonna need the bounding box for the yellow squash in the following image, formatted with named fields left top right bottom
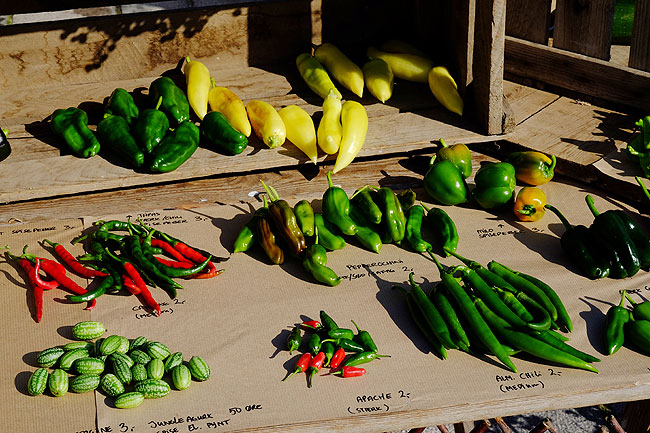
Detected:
left=183, top=57, right=211, bottom=120
left=296, top=53, right=342, bottom=100
left=367, top=46, right=434, bottom=83
left=317, top=90, right=343, bottom=154
left=362, top=58, right=393, bottom=103
left=314, top=43, right=364, bottom=98
left=332, top=101, right=368, bottom=174
left=278, top=105, right=318, bottom=164
left=245, top=100, right=286, bottom=149
left=208, top=82, right=252, bottom=137
left=428, top=66, right=463, bottom=115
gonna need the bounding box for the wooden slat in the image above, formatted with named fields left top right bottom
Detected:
left=505, top=0, right=551, bottom=44
left=629, top=0, right=650, bottom=71
left=553, top=0, right=615, bottom=60
left=505, top=36, right=650, bottom=110
left=0, top=0, right=172, bottom=15
left=472, top=0, right=507, bottom=135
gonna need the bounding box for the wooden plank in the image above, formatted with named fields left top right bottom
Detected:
left=505, top=0, right=551, bottom=44
left=629, top=0, right=650, bottom=71
left=472, top=0, right=506, bottom=135
left=0, top=0, right=169, bottom=15
left=502, top=81, right=559, bottom=125
left=553, top=0, right=615, bottom=60
left=505, top=36, right=650, bottom=111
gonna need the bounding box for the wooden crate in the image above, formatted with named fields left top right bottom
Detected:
left=0, top=0, right=511, bottom=204
left=505, top=0, right=650, bottom=111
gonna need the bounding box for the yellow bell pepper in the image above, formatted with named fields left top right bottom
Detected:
left=317, top=90, right=343, bottom=155
left=366, top=46, right=434, bottom=83
left=314, top=43, right=364, bottom=98
left=296, top=53, right=342, bottom=100
left=183, top=57, right=211, bottom=120
left=428, top=66, right=463, bottom=116
left=332, top=101, right=368, bottom=174
left=513, top=187, right=547, bottom=222
left=278, top=105, right=318, bottom=164
left=362, top=58, right=393, bottom=103
left=208, top=81, right=251, bottom=137
left=245, top=100, right=286, bottom=149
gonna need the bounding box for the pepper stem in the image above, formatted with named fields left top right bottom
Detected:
left=637, top=176, right=650, bottom=204
left=186, top=56, right=191, bottom=64
left=544, top=204, right=573, bottom=230
left=210, top=77, right=216, bottom=89
left=622, top=290, right=635, bottom=306
left=443, top=248, right=481, bottom=269
left=351, top=319, right=362, bottom=333
left=155, top=96, right=163, bottom=111
left=585, top=195, right=600, bottom=217
left=426, top=250, right=444, bottom=275
left=439, top=138, right=449, bottom=148
left=327, top=171, right=334, bottom=188
left=429, top=154, right=437, bottom=168
left=259, top=180, right=279, bottom=202
left=350, top=185, right=370, bottom=199
left=517, top=204, right=537, bottom=216
left=42, top=239, right=57, bottom=248
left=548, top=154, right=557, bottom=172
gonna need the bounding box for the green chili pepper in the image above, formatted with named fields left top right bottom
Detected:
left=132, top=96, right=169, bottom=153
left=149, top=121, right=200, bottom=173
left=342, top=351, right=390, bottom=367
left=423, top=157, right=468, bottom=205
left=328, top=328, right=354, bottom=340
left=624, top=292, right=650, bottom=321
left=320, top=310, right=339, bottom=332
left=233, top=204, right=269, bottom=253
left=322, top=341, right=336, bottom=367
left=437, top=138, right=472, bottom=178
left=104, top=88, right=139, bottom=126
left=201, top=111, right=248, bottom=155
left=348, top=203, right=383, bottom=254
left=624, top=318, right=650, bottom=356
left=256, top=197, right=284, bottom=265
left=513, top=271, right=573, bottom=332
left=430, top=287, right=470, bottom=352
left=286, top=326, right=302, bottom=354
left=351, top=320, right=378, bottom=353
left=423, top=205, right=458, bottom=256
left=395, top=285, right=447, bottom=359
left=545, top=204, right=610, bottom=279
left=126, top=235, right=181, bottom=298
left=314, top=214, right=346, bottom=251
left=261, top=181, right=306, bottom=256
left=445, top=249, right=518, bottom=294
left=321, top=337, right=365, bottom=352
left=404, top=205, right=432, bottom=253
left=515, top=291, right=551, bottom=331
left=307, top=332, right=322, bottom=355
left=374, top=186, right=406, bottom=243
left=605, top=291, right=631, bottom=355
left=293, top=200, right=315, bottom=237
left=397, top=189, right=417, bottom=212
left=614, top=210, right=650, bottom=269
left=586, top=195, right=640, bottom=278
left=302, top=244, right=341, bottom=286
left=351, top=186, right=382, bottom=224
left=148, top=76, right=190, bottom=127
left=474, top=297, right=598, bottom=373
left=493, top=287, right=534, bottom=323
left=529, top=330, right=600, bottom=363
left=408, top=272, right=457, bottom=350
left=471, top=162, right=517, bottom=209
left=50, top=107, right=101, bottom=158
left=322, top=171, right=357, bottom=236
left=66, top=274, right=113, bottom=303
left=428, top=253, right=516, bottom=372
left=0, top=128, right=11, bottom=162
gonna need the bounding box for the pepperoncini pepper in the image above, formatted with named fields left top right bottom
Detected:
left=314, top=43, right=364, bottom=98
left=322, top=171, right=357, bottom=236
left=513, top=187, right=547, bottom=222
left=471, top=162, right=517, bottom=209
left=183, top=57, right=211, bottom=120
left=50, top=107, right=101, bottom=158
left=317, top=90, right=343, bottom=155
left=278, top=105, right=318, bottom=164
left=208, top=81, right=251, bottom=137
left=260, top=181, right=306, bottom=256
left=293, top=200, right=315, bottom=237
left=302, top=242, right=341, bottom=286
left=374, top=186, right=406, bottom=244
left=332, top=101, right=368, bottom=174
left=245, top=100, right=286, bottom=149
left=296, top=53, right=342, bottom=100
left=255, top=196, right=284, bottom=265
left=507, top=151, right=556, bottom=186
left=428, top=67, right=463, bottom=116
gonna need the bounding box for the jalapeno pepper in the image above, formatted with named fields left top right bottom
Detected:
left=148, top=121, right=200, bottom=173
left=349, top=320, right=378, bottom=353
left=507, top=151, right=556, bottom=186
left=514, top=187, right=547, bottom=222
left=605, top=291, right=631, bottom=355
left=321, top=341, right=335, bottom=367
left=329, top=347, right=346, bottom=369
left=260, top=181, right=306, bottom=256
left=328, top=328, right=354, bottom=340
left=132, top=96, right=169, bottom=153
left=322, top=171, right=357, bottom=236
left=286, top=325, right=302, bottom=354
left=50, top=107, right=101, bottom=158
left=104, top=88, right=139, bottom=126
left=437, top=138, right=472, bottom=178
left=307, top=352, right=326, bottom=388
left=332, top=366, right=366, bottom=378
left=148, top=76, right=190, bottom=127
left=283, top=353, right=311, bottom=382
left=201, top=111, right=248, bottom=155
left=321, top=337, right=365, bottom=353
left=314, top=214, right=346, bottom=251
left=293, top=200, right=315, bottom=237
left=471, top=162, right=517, bottom=209
left=423, top=205, right=458, bottom=256
left=306, top=332, right=322, bottom=355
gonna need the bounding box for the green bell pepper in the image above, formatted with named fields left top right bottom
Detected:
left=149, top=77, right=190, bottom=127
left=149, top=121, right=199, bottom=173
left=200, top=111, right=248, bottom=155
left=50, top=107, right=101, bottom=158
left=104, top=88, right=139, bottom=126
left=132, top=96, right=169, bottom=153
left=96, top=115, right=145, bottom=168
left=471, top=162, right=516, bottom=209
left=437, top=138, right=472, bottom=178
left=423, top=157, right=468, bottom=206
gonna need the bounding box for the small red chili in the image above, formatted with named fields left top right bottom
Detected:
left=332, top=366, right=366, bottom=378
left=24, top=256, right=59, bottom=291
left=42, top=239, right=108, bottom=278
left=307, top=352, right=326, bottom=388
left=154, top=256, right=195, bottom=269
left=301, top=320, right=322, bottom=331
left=150, top=239, right=193, bottom=263
left=329, top=347, right=346, bottom=369
left=139, top=285, right=161, bottom=316
left=30, top=259, right=45, bottom=323
left=282, top=353, right=312, bottom=382
left=191, top=265, right=223, bottom=279
left=122, top=275, right=141, bottom=295
left=28, top=256, right=97, bottom=311
left=123, top=262, right=145, bottom=294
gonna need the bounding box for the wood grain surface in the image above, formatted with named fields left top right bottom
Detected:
left=553, top=0, right=615, bottom=60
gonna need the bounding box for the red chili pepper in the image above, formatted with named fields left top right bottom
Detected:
left=169, top=241, right=218, bottom=277
left=332, top=366, right=366, bottom=378
left=139, top=285, right=161, bottom=316
left=30, top=259, right=45, bottom=323
left=123, top=262, right=145, bottom=295
left=282, top=353, right=312, bottom=382
left=122, top=275, right=141, bottom=295
left=301, top=320, right=322, bottom=331
left=151, top=239, right=193, bottom=263
left=307, top=352, right=326, bottom=388
left=329, top=347, right=346, bottom=369
left=19, top=257, right=59, bottom=290
left=191, top=265, right=223, bottom=279
left=154, top=256, right=195, bottom=269
left=30, top=256, right=97, bottom=311
left=43, top=239, right=108, bottom=278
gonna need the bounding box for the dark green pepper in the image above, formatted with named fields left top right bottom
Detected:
left=471, top=162, right=516, bottom=209
left=404, top=205, right=431, bottom=252
left=615, top=210, right=650, bottom=269
left=0, top=128, right=11, bottom=162
left=430, top=287, right=470, bottom=352
left=351, top=186, right=382, bottom=224
left=96, top=115, right=145, bottom=168
left=306, top=332, right=322, bottom=355
left=423, top=205, right=458, bottom=256
left=322, top=341, right=336, bottom=367
left=328, top=328, right=354, bottom=340
left=50, top=107, right=101, bottom=158
left=293, top=200, right=315, bottom=237
left=545, top=205, right=610, bottom=279
left=322, top=337, right=365, bottom=352
left=200, top=111, right=248, bottom=155
left=395, top=285, right=446, bottom=359
left=624, top=318, right=650, bottom=356
left=302, top=244, right=341, bottom=286
left=314, top=214, right=346, bottom=251
left=397, top=189, right=417, bottom=211
left=624, top=292, right=650, bottom=322
left=605, top=290, right=630, bottom=355
left=437, top=138, right=472, bottom=178
left=586, top=195, right=640, bottom=278
left=132, top=96, right=169, bottom=153
left=320, top=310, right=339, bottom=332
left=408, top=272, right=457, bottom=350
left=148, top=121, right=199, bottom=173
left=261, top=181, right=306, bottom=256
left=348, top=203, right=383, bottom=254
left=104, top=88, right=139, bottom=126
left=351, top=320, right=378, bottom=353
left=148, top=76, right=190, bottom=127
left=286, top=325, right=302, bottom=354
left=375, top=186, right=406, bottom=244
left=322, top=171, right=357, bottom=236
left=423, top=158, right=468, bottom=205
left=341, top=351, right=389, bottom=367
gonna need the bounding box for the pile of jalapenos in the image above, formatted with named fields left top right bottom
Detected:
left=232, top=171, right=459, bottom=286
left=604, top=290, right=650, bottom=357
left=395, top=252, right=601, bottom=374
left=282, top=311, right=389, bottom=387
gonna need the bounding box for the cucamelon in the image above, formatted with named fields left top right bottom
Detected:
left=100, top=373, right=125, bottom=397
left=72, top=321, right=106, bottom=340
left=48, top=369, right=68, bottom=397
left=27, top=368, right=49, bottom=396
left=171, top=364, right=191, bottom=390
left=134, top=378, right=170, bottom=398
left=70, top=374, right=101, bottom=393
left=114, top=391, right=145, bottom=409
left=188, top=356, right=210, bottom=381
left=37, top=347, right=64, bottom=368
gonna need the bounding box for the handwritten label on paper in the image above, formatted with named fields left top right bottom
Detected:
left=494, top=369, right=563, bottom=393
left=340, top=259, right=408, bottom=282
left=75, top=423, right=133, bottom=433
left=346, top=389, right=411, bottom=415
left=123, top=212, right=195, bottom=229
left=133, top=299, right=186, bottom=320
left=5, top=223, right=76, bottom=237
left=475, top=225, right=543, bottom=240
